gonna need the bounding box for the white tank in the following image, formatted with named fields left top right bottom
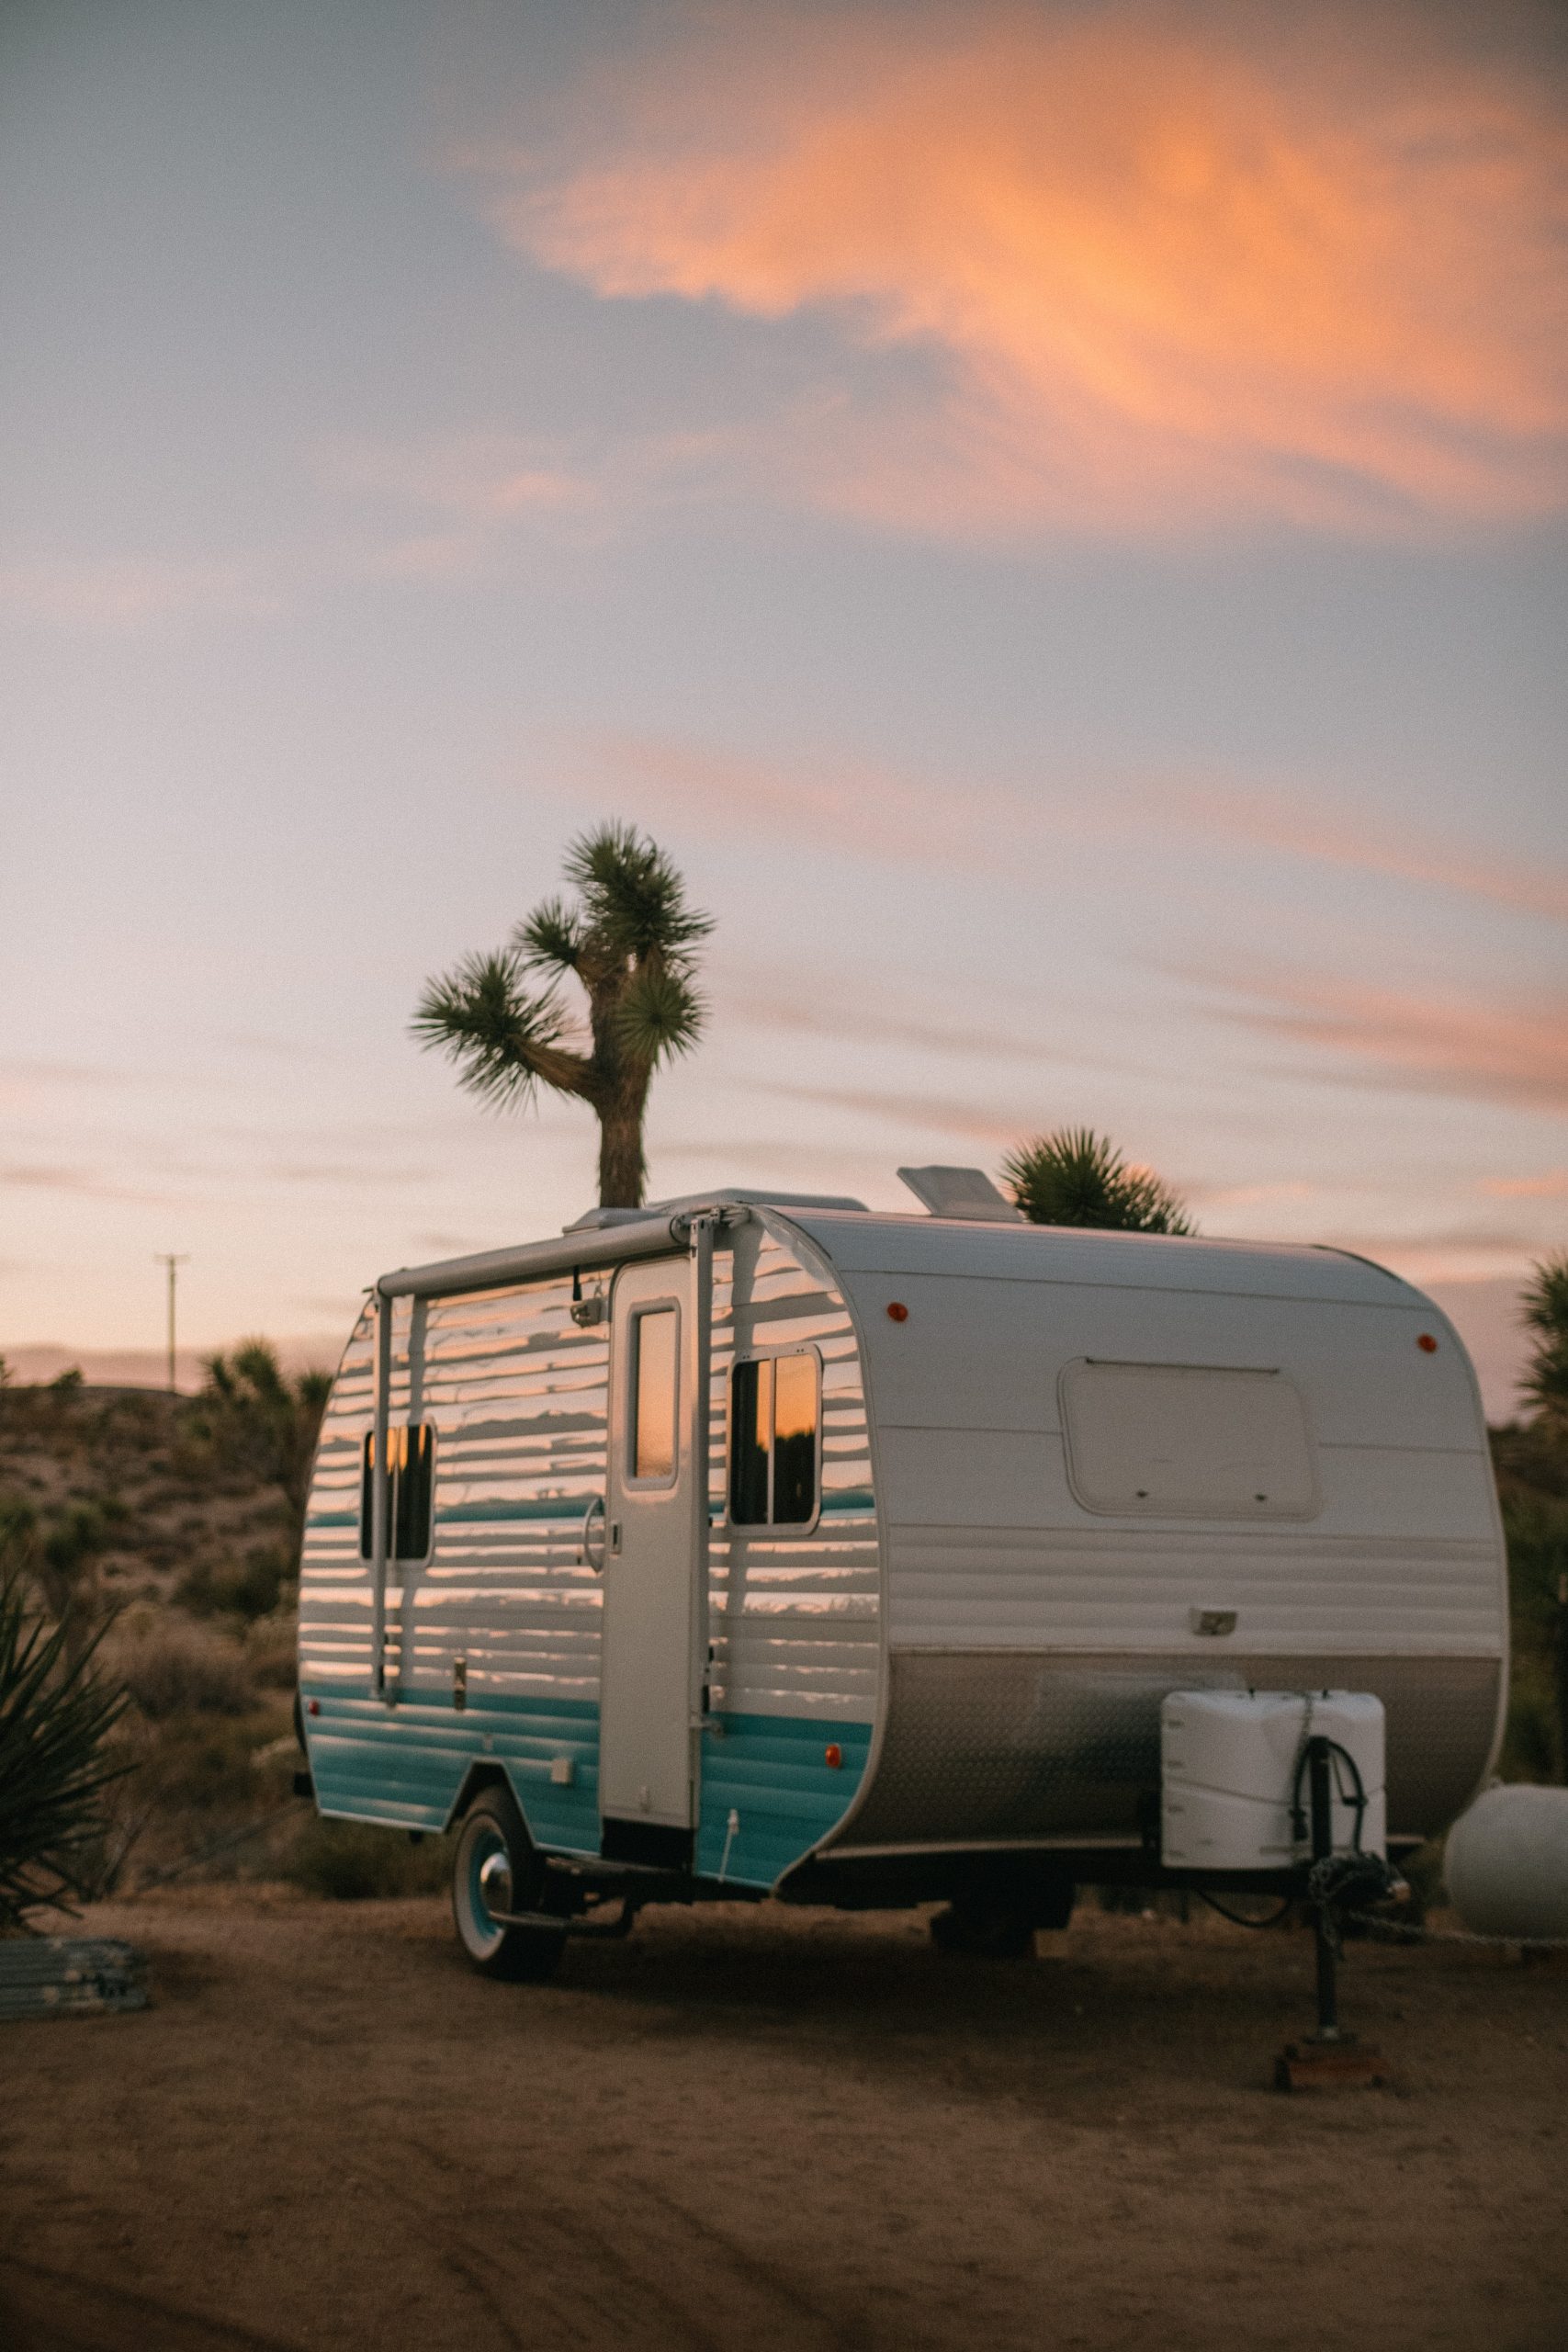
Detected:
left=1161, top=1690, right=1387, bottom=1871
left=1445, top=1784, right=1568, bottom=1939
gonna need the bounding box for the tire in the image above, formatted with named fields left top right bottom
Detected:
left=451, top=1792, right=567, bottom=1983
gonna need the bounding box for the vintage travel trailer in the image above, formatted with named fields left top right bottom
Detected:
left=296, top=1170, right=1507, bottom=1978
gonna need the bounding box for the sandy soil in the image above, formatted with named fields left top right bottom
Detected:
left=2, top=1889, right=1565, bottom=2352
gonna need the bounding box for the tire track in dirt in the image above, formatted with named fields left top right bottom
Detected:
left=377, top=2131, right=886, bottom=2352
left=0, top=2255, right=303, bottom=2352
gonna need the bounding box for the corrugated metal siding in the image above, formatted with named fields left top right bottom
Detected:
left=299, top=1280, right=614, bottom=1839
left=817, top=1253, right=1503, bottom=1666
left=298, top=1218, right=882, bottom=1881
left=705, top=1216, right=879, bottom=1728
left=797, top=1214, right=1505, bottom=1855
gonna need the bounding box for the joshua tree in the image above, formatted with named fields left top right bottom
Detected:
left=1521, top=1252, right=1568, bottom=1431
left=1001, top=1127, right=1195, bottom=1234
left=190, top=1341, right=332, bottom=1551
left=412, top=823, right=712, bottom=1209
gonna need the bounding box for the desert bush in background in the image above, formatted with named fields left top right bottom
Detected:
left=1491, top=1399, right=1568, bottom=1785
left=284, top=1819, right=452, bottom=1901
left=186, top=1340, right=330, bottom=1548
left=176, top=1539, right=297, bottom=1623
left=107, top=1614, right=256, bottom=1721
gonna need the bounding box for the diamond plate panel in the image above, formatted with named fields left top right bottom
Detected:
left=833, top=1649, right=1501, bottom=1849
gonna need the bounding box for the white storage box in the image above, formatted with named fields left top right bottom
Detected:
left=1161, top=1690, right=1386, bottom=1871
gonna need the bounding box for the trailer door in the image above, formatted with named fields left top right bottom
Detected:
left=599, top=1252, right=705, bottom=1839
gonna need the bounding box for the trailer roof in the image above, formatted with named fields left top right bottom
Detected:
left=376, top=1186, right=1419, bottom=1311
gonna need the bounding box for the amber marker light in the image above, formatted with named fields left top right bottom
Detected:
left=1417, top=1333, right=1439, bottom=1353
left=886, top=1301, right=908, bottom=1321
left=825, top=1744, right=843, bottom=1769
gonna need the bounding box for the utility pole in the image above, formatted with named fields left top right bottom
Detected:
left=154, top=1254, right=189, bottom=1392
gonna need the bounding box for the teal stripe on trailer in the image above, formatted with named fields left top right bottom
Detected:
left=695, top=1713, right=873, bottom=1888
left=305, top=1690, right=602, bottom=1849
left=305, top=1686, right=871, bottom=1888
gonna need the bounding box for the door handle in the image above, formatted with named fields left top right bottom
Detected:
left=581, top=1494, right=607, bottom=1572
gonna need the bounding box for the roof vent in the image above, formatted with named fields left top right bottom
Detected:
left=897, top=1166, right=1025, bottom=1222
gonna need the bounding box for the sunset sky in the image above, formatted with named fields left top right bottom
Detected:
left=3, top=0, right=1564, bottom=1412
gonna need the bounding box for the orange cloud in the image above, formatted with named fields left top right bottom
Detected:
left=468, top=2, right=1568, bottom=537
left=1478, top=1169, right=1568, bottom=1197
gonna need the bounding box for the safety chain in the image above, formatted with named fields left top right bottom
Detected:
left=1343, top=1909, right=1568, bottom=1952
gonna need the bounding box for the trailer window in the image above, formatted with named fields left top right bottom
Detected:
left=729, top=1351, right=819, bottom=1527
left=630, top=1306, right=679, bottom=1483
left=359, top=1423, right=435, bottom=1561
left=1060, top=1362, right=1316, bottom=1521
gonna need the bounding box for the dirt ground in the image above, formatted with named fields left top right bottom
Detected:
left=2, top=1890, right=1565, bottom=2352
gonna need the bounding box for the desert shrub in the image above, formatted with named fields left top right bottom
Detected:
left=284, top=1817, right=451, bottom=1901
left=107, top=1615, right=254, bottom=1720
left=176, top=1542, right=296, bottom=1623
left=1500, top=1654, right=1560, bottom=1783
left=186, top=1342, right=330, bottom=1547
left=244, top=1611, right=299, bottom=1690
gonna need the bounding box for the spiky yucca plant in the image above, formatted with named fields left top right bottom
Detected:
left=0, top=1572, right=129, bottom=1928
left=412, top=823, right=713, bottom=1208
left=1002, top=1127, right=1195, bottom=1235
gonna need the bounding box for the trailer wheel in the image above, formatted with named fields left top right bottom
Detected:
left=451, top=1792, right=566, bottom=1983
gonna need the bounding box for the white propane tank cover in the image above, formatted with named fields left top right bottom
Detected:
left=1161, top=1690, right=1387, bottom=1872
left=1445, top=1784, right=1568, bottom=1941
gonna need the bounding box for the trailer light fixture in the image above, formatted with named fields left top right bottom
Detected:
left=1416, top=1332, right=1438, bottom=1353
left=886, top=1302, right=908, bottom=1322
left=825, top=1743, right=842, bottom=1769
left=307, top=1699, right=320, bottom=1716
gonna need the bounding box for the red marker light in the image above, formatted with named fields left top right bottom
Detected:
left=825, top=1743, right=843, bottom=1769
left=886, top=1302, right=908, bottom=1322
left=1416, top=1333, right=1438, bottom=1354
left=307, top=1699, right=321, bottom=1715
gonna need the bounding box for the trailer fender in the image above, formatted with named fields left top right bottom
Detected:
left=445, top=1761, right=534, bottom=1846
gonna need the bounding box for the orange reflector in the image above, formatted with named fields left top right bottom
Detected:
left=825, top=1743, right=843, bottom=1769
left=886, top=1301, right=908, bottom=1322
left=1417, top=1333, right=1438, bottom=1353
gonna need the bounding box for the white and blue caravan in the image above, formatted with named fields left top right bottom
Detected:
left=296, top=1170, right=1507, bottom=1978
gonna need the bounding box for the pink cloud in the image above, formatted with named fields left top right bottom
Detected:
left=1176, top=786, right=1568, bottom=925
left=1478, top=1169, right=1568, bottom=1198
left=0, top=555, right=273, bottom=631
left=467, top=2, right=1568, bottom=538
left=592, top=731, right=1568, bottom=929
left=1197, top=967, right=1568, bottom=1111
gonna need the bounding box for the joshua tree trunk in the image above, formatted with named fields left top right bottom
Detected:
left=597, top=1087, right=650, bottom=1209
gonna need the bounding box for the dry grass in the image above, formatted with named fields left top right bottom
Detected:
left=105, top=1613, right=257, bottom=1721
